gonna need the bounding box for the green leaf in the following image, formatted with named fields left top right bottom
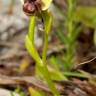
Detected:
left=49, top=56, right=61, bottom=71
left=28, top=16, right=36, bottom=42
left=48, top=67, right=67, bottom=80
left=29, top=87, right=44, bottom=96
left=74, top=6, right=96, bottom=28
left=25, top=16, right=43, bottom=65
left=63, top=72, right=88, bottom=78
left=25, top=35, right=43, bottom=66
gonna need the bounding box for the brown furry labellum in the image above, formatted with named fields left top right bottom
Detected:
left=23, top=0, right=42, bottom=15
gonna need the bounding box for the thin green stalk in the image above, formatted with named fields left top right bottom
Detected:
left=41, top=30, right=60, bottom=96
left=41, top=12, right=60, bottom=95
left=42, top=32, right=48, bottom=63
left=42, top=11, right=52, bottom=63
left=28, top=16, right=36, bottom=43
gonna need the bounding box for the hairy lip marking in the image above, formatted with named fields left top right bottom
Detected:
left=23, top=0, right=42, bottom=15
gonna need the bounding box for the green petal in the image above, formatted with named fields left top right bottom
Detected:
left=42, top=0, right=52, bottom=10
left=20, top=0, right=24, bottom=4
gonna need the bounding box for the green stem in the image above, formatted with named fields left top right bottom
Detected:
left=41, top=18, right=60, bottom=96
left=41, top=33, right=60, bottom=96
left=64, top=0, right=76, bottom=71
left=42, top=32, right=48, bottom=63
